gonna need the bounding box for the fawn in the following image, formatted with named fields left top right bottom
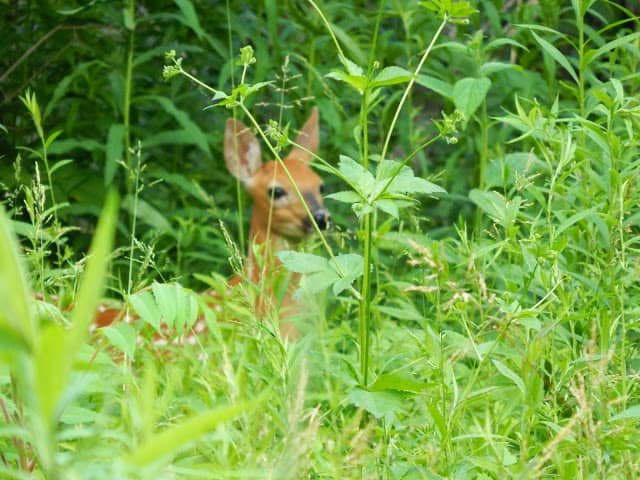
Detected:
left=95, top=108, right=328, bottom=341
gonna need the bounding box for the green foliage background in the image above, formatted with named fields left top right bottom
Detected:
left=1, top=0, right=639, bottom=478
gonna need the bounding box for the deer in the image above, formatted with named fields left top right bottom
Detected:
left=93, top=107, right=328, bottom=342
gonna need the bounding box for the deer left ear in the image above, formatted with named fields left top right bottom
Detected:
left=289, top=107, right=319, bottom=163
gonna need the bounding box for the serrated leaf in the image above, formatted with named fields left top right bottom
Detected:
left=337, top=155, right=374, bottom=196
left=330, top=253, right=364, bottom=295
left=375, top=199, right=400, bottom=218
left=453, top=77, right=491, bottom=121
left=102, top=322, right=137, bottom=358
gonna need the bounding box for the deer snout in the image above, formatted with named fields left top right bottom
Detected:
left=304, top=209, right=330, bottom=231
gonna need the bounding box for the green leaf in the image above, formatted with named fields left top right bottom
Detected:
left=492, top=359, right=525, bottom=394
left=277, top=251, right=330, bottom=274
left=152, top=282, right=178, bottom=329
left=330, top=253, right=364, bottom=295
left=35, top=193, right=118, bottom=425
left=129, top=291, right=162, bottom=332
left=127, top=395, right=265, bottom=466
left=370, top=374, right=429, bottom=394
left=416, top=74, right=453, bottom=99
left=348, top=387, right=406, bottom=419
left=122, top=195, right=173, bottom=233
left=326, top=191, right=362, bottom=204
left=105, top=123, right=125, bottom=185
left=611, top=405, right=640, bottom=422
left=452, top=77, right=491, bottom=121
left=370, top=66, right=413, bottom=88
left=325, top=70, right=367, bottom=93
left=102, top=322, right=137, bottom=358
left=148, top=96, right=211, bottom=157
left=469, top=189, right=520, bottom=228
left=0, top=205, right=35, bottom=349
left=530, top=31, right=578, bottom=84
left=34, top=324, right=70, bottom=422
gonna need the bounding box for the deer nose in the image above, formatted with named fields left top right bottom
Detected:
left=305, top=209, right=329, bottom=231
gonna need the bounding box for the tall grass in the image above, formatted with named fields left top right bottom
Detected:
left=1, top=0, right=639, bottom=478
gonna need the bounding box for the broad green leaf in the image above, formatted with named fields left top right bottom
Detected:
left=530, top=31, right=579, bottom=84
left=102, top=322, right=137, bottom=358
left=469, top=189, right=512, bottom=225
left=452, top=77, right=491, bottom=121
left=416, top=74, right=453, bottom=99
left=127, top=395, right=265, bottom=466
left=129, top=291, right=162, bottom=332
left=375, top=199, right=400, bottom=218
left=0, top=205, right=34, bottom=349
left=175, top=285, right=199, bottom=333
left=105, top=123, right=125, bottom=185
left=60, top=405, right=99, bottom=425
left=330, top=253, right=364, bottom=295
left=325, top=70, right=367, bottom=93
left=611, top=405, right=640, bottom=422
left=326, top=191, right=362, bottom=204
left=152, top=282, right=178, bottom=328
left=348, top=387, right=406, bottom=419
left=277, top=251, right=330, bottom=274
left=299, top=270, right=339, bottom=295
left=370, top=66, right=413, bottom=88
left=370, top=374, right=429, bottom=394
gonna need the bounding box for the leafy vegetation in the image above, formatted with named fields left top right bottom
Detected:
left=1, top=0, right=639, bottom=478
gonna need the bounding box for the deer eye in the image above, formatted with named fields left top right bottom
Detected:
left=319, top=183, right=326, bottom=195
left=267, top=186, right=287, bottom=200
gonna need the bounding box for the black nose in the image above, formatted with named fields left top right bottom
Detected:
left=305, top=209, right=329, bottom=231
left=314, top=210, right=329, bottom=230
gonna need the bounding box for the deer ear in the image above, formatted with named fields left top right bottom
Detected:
left=289, top=107, right=319, bottom=163
left=224, top=118, right=262, bottom=184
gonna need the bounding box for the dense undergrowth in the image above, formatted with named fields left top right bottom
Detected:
left=1, top=0, right=639, bottom=478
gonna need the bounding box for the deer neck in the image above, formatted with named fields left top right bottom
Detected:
left=246, top=212, right=292, bottom=284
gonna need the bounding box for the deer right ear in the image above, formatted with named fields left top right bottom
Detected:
left=224, top=118, right=262, bottom=184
